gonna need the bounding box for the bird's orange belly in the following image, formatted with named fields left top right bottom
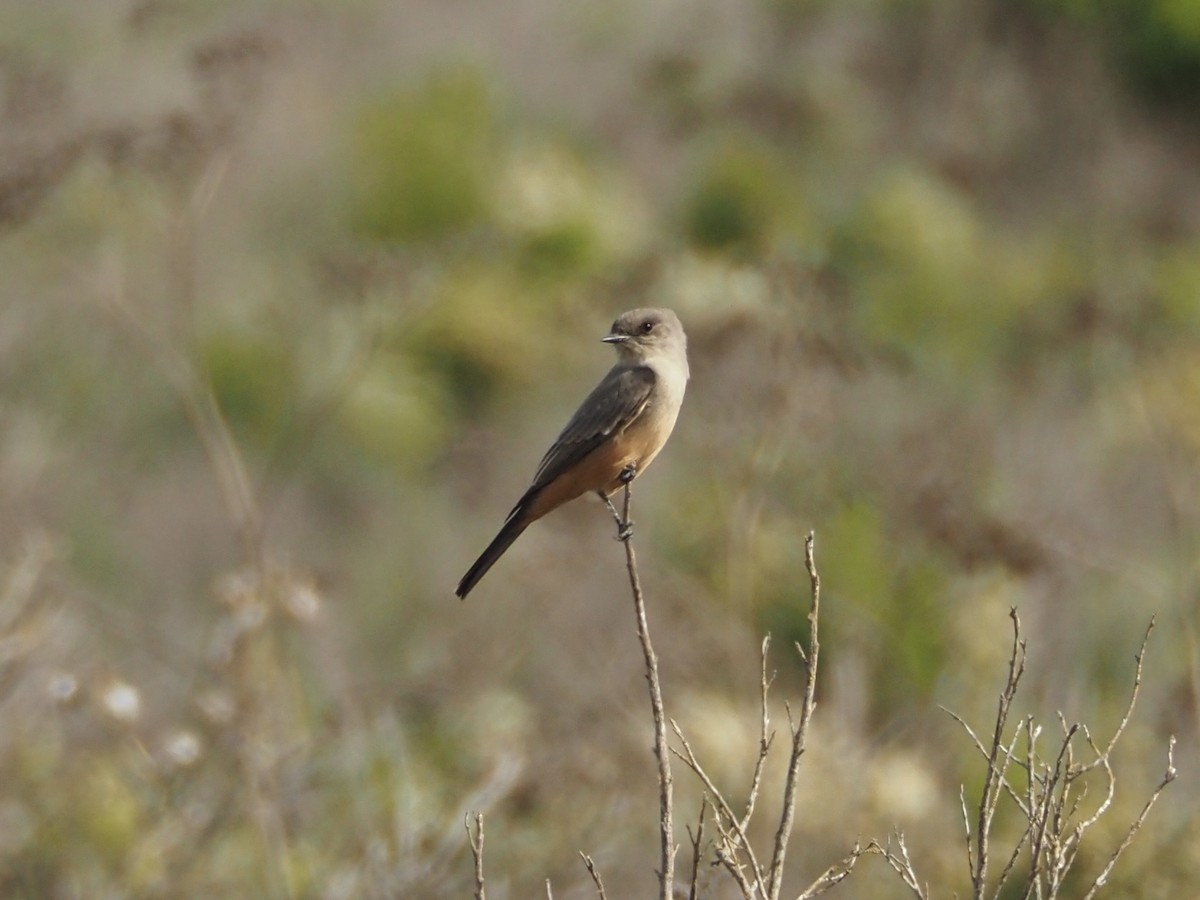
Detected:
left=526, top=427, right=659, bottom=522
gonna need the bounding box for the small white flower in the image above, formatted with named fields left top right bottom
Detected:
left=284, top=582, right=321, bottom=622
left=101, top=680, right=141, bottom=723
left=164, top=730, right=202, bottom=767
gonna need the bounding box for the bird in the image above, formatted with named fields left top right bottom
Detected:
left=455, top=308, right=689, bottom=598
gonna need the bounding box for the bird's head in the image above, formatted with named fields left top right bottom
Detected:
left=602, top=308, right=686, bottom=364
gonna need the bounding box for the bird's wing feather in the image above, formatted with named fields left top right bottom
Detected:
left=528, top=364, right=657, bottom=493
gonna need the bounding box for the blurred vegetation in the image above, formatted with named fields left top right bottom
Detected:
left=348, top=71, right=497, bottom=243
left=1036, top=0, right=1200, bottom=104
left=0, top=0, right=1197, bottom=896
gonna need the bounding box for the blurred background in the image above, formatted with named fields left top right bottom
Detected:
left=1, top=0, right=1198, bottom=896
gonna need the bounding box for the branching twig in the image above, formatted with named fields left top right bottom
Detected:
left=669, top=532, right=841, bottom=900
left=971, top=607, right=1027, bottom=898
left=1081, top=736, right=1177, bottom=900
left=1071, top=618, right=1157, bottom=786
left=580, top=852, right=608, bottom=900
left=795, top=840, right=870, bottom=899
left=742, top=636, right=776, bottom=832
left=767, top=531, right=821, bottom=899
left=869, top=833, right=928, bottom=899
left=944, top=611, right=1173, bottom=900
left=670, top=723, right=765, bottom=892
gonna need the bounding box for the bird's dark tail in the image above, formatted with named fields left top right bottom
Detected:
left=455, top=511, right=531, bottom=599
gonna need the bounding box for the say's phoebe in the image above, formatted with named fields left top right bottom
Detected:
left=455, top=308, right=689, bottom=598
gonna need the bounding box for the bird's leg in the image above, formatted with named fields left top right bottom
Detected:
left=600, top=464, right=638, bottom=541
left=600, top=491, right=622, bottom=527
left=599, top=491, right=633, bottom=541
left=617, top=463, right=639, bottom=541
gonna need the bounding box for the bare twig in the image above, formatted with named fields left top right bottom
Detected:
left=670, top=722, right=765, bottom=892
left=1074, top=618, right=1157, bottom=778
left=969, top=607, right=1026, bottom=898
left=1082, top=735, right=1177, bottom=899
left=687, top=795, right=709, bottom=900
left=614, top=474, right=675, bottom=899
left=466, top=812, right=486, bottom=900
left=767, top=531, right=821, bottom=899
left=669, top=532, right=834, bottom=900
left=869, top=833, right=927, bottom=899
left=958, top=784, right=974, bottom=878
left=579, top=852, right=608, bottom=899
left=992, top=797, right=1032, bottom=899
left=943, top=612, right=1173, bottom=900
left=940, top=705, right=1034, bottom=818
left=742, top=636, right=776, bottom=831
left=1028, top=720, right=1079, bottom=895
left=795, top=839, right=870, bottom=899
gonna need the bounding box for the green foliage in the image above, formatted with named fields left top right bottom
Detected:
left=348, top=69, right=497, bottom=242
left=78, top=763, right=143, bottom=860
left=495, top=138, right=652, bottom=282
left=846, top=171, right=988, bottom=363
left=1033, top=0, right=1200, bottom=105
left=402, top=264, right=563, bottom=413
left=337, top=347, right=451, bottom=473
left=822, top=500, right=948, bottom=714
left=834, top=168, right=1085, bottom=380
left=1113, top=0, right=1200, bottom=104
left=202, top=327, right=296, bottom=449
left=518, top=221, right=595, bottom=279
left=682, top=137, right=796, bottom=256
left=1155, top=242, right=1200, bottom=331
left=659, top=484, right=727, bottom=588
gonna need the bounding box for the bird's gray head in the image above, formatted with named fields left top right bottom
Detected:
left=602, top=308, right=687, bottom=366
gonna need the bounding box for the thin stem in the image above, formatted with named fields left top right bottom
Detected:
left=617, top=476, right=675, bottom=899
left=767, top=531, right=821, bottom=899
left=1082, top=736, right=1177, bottom=899
left=688, top=795, right=709, bottom=900
left=973, top=608, right=1026, bottom=898
left=580, top=852, right=608, bottom=900
left=466, top=812, right=486, bottom=900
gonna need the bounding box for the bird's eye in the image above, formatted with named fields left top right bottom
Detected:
left=641, top=321, right=655, bottom=334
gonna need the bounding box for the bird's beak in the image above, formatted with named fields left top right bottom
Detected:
left=602, top=333, right=629, bottom=344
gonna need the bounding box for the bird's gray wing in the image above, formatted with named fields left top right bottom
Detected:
left=528, top=364, right=657, bottom=492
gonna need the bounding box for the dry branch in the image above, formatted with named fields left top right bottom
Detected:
left=580, top=852, right=608, bottom=900
left=670, top=532, right=845, bottom=900
left=466, top=811, right=486, bottom=900
left=767, top=531, right=822, bottom=898
left=611, top=474, right=675, bottom=899
left=944, top=610, right=1174, bottom=899
left=687, top=794, right=710, bottom=900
